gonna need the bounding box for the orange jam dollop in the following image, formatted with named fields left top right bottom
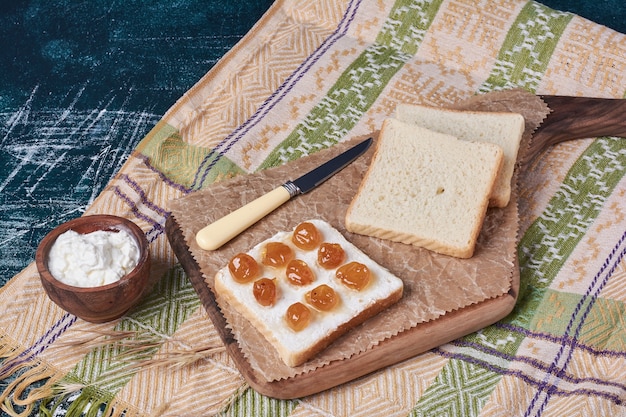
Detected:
left=291, top=222, right=322, bottom=250
left=261, top=242, right=294, bottom=268
left=306, top=284, right=338, bottom=311
left=253, top=278, right=277, bottom=307
left=317, top=243, right=346, bottom=269
left=286, top=302, right=311, bottom=332
left=228, top=253, right=260, bottom=283
left=286, top=259, right=315, bottom=286
left=336, top=261, right=371, bottom=291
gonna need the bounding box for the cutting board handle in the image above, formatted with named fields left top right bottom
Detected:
left=523, top=95, right=626, bottom=165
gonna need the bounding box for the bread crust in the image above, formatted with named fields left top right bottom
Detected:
left=216, top=276, right=402, bottom=367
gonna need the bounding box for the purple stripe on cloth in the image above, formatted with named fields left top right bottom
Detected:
left=111, top=184, right=165, bottom=243
left=137, top=154, right=193, bottom=195
left=444, top=340, right=626, bottom=393
left=0, top=313, right=76, bottom=375
left=494, top=323, right=626, bottom=359
left=526, top=231, right=626, bottom=415
left=121, top=174, right=170, bottom=218
left=190, top=0, right=364, bottom=190
left=434, top=348, right=625, bottom=406
left=432, top=231, right=626, bottom=410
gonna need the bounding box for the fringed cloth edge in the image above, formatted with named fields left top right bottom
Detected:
left=1, top=330, right=228, bottom=417
left=0, top=334, right=66, bottom=417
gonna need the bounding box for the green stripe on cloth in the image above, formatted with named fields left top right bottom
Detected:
left=139, top=122, right=245, bottom=189
left=515, top=137, right=626, bottom=328
left=479, top=1, right=572, bottom=93
left=528, top=289, right=626, bottom=352
left=42, top=265, right=200, bottom=416
left=409, top=360, right=502, bottom=417
left=222, top=388, right=298, bottom=417
left=258, top=0, right=444, bottom=170
left=410, top=3, right=579, bottom=415
left=528, top=290, right=592, bottom=335
left=416, top=137, right=626, bottom=416
left=577, top=297, right=626, bottom=351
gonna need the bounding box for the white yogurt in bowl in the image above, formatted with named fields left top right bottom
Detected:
left=47, top=229, right=140, bottom=287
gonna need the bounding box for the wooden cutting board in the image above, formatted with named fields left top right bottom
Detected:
left=165, top=137, right=520, bottom=399
left=167, top=216, right=517, bottom=398
left=165, top=90, right=626, bottom=398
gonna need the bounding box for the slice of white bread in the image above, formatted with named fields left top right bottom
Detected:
left=394, top=103, right=524, bottom=208
left=345, top=118, right=503, bottom=258
left=214, top=219, right=403, bottom=367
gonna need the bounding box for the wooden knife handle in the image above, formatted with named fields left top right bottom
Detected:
left=195, top=186, right=292, bottom=250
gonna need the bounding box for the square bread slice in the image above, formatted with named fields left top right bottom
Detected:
left=395, top=103, right=524, bottom=208
left=214, top=219, right=404, bottom=367
left=345, top=118, right=503, bottom=259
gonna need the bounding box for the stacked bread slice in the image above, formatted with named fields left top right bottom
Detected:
left=345, top=104, right=524, bottom=258
left=394, top=104, right=525, bottom=208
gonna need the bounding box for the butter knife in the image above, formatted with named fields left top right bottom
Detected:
left=196, top=137, right=372, bottom=250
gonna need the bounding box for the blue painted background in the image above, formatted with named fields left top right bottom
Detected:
left=0, top=1, right=275, bottom=285
left=0, top=1, right=624, bottom=285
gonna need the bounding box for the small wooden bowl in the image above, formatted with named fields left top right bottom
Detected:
left=35, top=214, right=151, bottom=323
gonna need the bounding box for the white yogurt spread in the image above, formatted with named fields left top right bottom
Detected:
left=48, top=229, right=140, bottom=287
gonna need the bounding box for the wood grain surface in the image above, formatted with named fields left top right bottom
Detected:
left=166, top=213, right=519, bottom=399
left=523, top=96, right=626, bottom=166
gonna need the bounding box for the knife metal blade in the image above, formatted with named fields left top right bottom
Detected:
left=195, top=137, right=372, bottom=250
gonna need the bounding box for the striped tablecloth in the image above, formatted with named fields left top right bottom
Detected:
left=1, top=1, right=624, bottom=416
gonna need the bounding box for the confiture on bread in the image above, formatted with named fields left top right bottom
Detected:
left=214, top=219, right=404, bottom=367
